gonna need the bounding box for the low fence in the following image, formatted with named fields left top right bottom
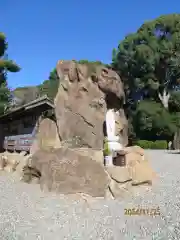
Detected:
left=3, top=134, right=34, bottom=152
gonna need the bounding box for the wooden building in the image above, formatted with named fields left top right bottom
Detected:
left=0, top=95, right=54, bottom=152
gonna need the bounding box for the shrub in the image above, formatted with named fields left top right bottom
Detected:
left=151, top=140, right=168, bottom=149
left=136, top=140, right=152, bottom=149
left=136, top=140, right=167, bottom=149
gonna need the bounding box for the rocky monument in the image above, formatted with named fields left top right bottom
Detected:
left=54, top=60, right=128, bottom=148
left=0, top=60, right=156, bottom=200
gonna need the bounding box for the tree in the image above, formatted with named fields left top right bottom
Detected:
left=112, top=14, right=180, bottom=110
left=21, top=87, right=40, bottom=104
left=133, top=100, right=180, bottom=141
left=39, top=68, right=59, bottom=100
left=76, top=60, right=111, bottom=68
left=0, top=32, right=20, bottom=113
left=169, top=91, right=180, bottom=112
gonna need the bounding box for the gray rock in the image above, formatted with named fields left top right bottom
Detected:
left=31, top=147, right=110, bottom=197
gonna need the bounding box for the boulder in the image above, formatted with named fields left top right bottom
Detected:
left=14, top=154, right=32, bottom=179
left=0, top=151, right=33, bottom=177
left=21, top=144, right=156, bottom=199
left=22, top=166, right=41, bottom=183
left=131, top=161, right=157, bottom=185
left=30, top=147, right=110, bottom=197
left=0, top=154, right=6, bottom=170
left=3, top=152, right=20, bottom=172
left=123, top=145, right=145, bottom=156
left=73, top=148, right=104, bottom=165
left=30, top=117, right=61, bottom=154
left=19, top=151, right=27, bottom=156
left=108, top=179, right=132, bottom=199
left=125, top=152, right=144, bottom=167
left=54, top=60, right=128, bottom=149
left=116, top=146, right=146, bottom=167
left=106, top=166, right=131, bottom=183
left=108, top=146, right=156, bottom=186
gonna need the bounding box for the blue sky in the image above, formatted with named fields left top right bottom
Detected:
left=1, top=0, right=180, bottom=89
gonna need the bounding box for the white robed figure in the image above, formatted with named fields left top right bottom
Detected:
left=104, top=109, right=123, bottom=166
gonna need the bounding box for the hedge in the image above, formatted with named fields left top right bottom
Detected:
left=136, top=140, right=168, bottom=149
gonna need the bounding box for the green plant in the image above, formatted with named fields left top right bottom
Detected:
left=112, top=14, right=180, bottom=109
left=39, top=68, right=59, bottom=100
left=151, top=140, right=168, bottom=149
left=103, top=137, right=112, bottom=155
left=136, top=140, right=167, bottom=149
left=0, top=32, right=20, bottom=113
left=136, top=140, right=153, bottom=149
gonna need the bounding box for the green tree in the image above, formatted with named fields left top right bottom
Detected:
left=39, top=68, right=59, bottom=100
left=169, top=90, right=180, bottom=112
left=0, top=32, right=20, bottom=113
left=76, top=59, right=111, bottom=68
left=77, top=60, right=103, bottom=65
left=133, top=100, right=180, bottom=141
left=112, top=14, right=180, bottom=110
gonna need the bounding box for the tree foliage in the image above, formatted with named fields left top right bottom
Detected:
left=112, top=14, right=180, bottom=109
left=133, top=100, right=180, bottom=140
left=76, top=59, right=111, bottom=68
left=112, top=14, right=180, bottom=142
left=169, top=91, right=180, bottom=112
left=39, top=68, right=59, bottom=100
left=0, top=32, right=20, bottom=114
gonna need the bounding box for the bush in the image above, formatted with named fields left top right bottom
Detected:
left=152, top=140, right=168, bottom=149
left=136, top=140, right=167, bottom=149
left=136, top=140, right=152, bottom=149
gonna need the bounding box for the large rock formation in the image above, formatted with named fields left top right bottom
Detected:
left=54, top=61, right=128, bottom=149
left=0, top=151, right=31, bottom=177
left=0, top=60, right=157, bottom=201
left=107, top=146, right=157, bottom=198
left=30, top=118, right=61, bottom=154
left=30, top=147, right=110, bottom=197
left=108, top=146, right=156, bottom=185
left=0, top=145, right=156, bottom=199
left=20, top=146, right=156, bottom=199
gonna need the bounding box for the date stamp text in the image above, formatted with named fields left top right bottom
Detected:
left=124, top=207, right=161, bottom=216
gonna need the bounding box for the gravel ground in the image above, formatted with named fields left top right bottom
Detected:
left=0, top=150, right=180, bottom=240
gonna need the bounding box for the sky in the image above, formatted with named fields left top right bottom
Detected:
left=1, top=0, right=180, bottom=89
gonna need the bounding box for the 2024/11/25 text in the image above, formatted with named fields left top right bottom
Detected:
left=124, top=207, right=161, bottom=216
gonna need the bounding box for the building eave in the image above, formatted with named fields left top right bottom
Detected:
left=0, top=95, right=54, bottom=121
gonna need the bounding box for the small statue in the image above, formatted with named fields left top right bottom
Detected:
left=104, top=108, right=123, bottom=166
left=168, top=141, right=172, bottom=150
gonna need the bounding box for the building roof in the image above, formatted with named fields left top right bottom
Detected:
left=0, top=95, right=54, bottom=121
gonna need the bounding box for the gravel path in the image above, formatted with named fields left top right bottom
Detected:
left=0, top=150, right=180, bottom=240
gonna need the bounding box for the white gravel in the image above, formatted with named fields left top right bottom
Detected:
left=0, top=150, right=180, bottom=240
